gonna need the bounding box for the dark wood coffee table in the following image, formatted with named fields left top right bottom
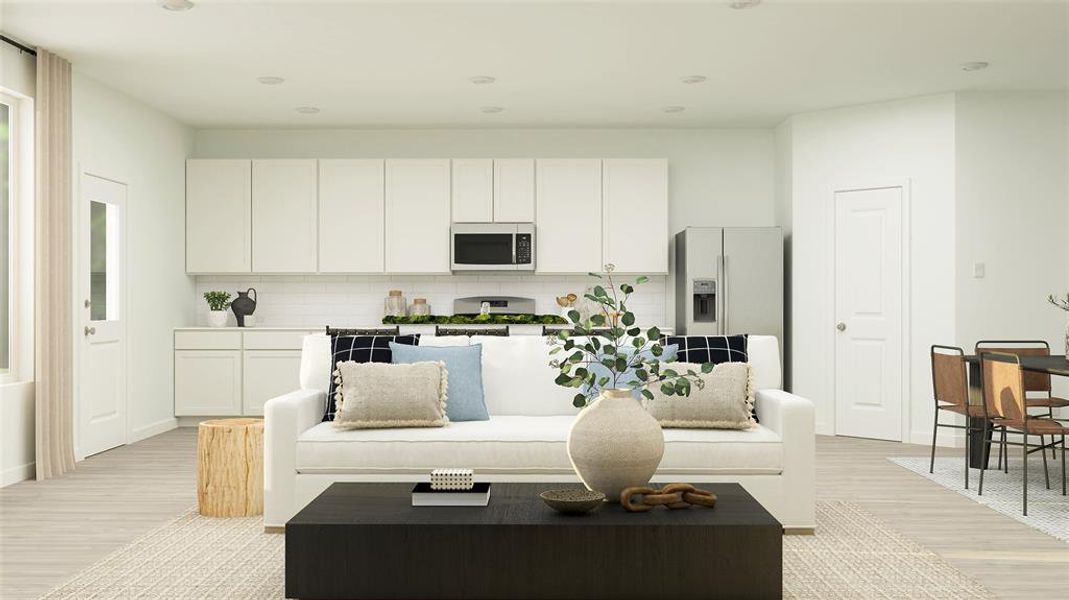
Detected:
left=286, top=482, right=782, bottom=599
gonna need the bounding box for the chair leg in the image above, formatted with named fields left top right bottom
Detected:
left=1048, top=408, right=1056, bottom=459
left=1062, top=434, right=1066, bottom=496
left=964, top=419, right=970, bottom=489
left=1023, top=432, right=1029, bottom=516
left=1003, top=428, right=1009, bottom=474
left=1041, top=432, right=1051, bottom=490
left=930, top=407, right=939, bottom=474
left=979, top=422, right=989, bottom=496
left=997, top=427, right=1004, bottom=471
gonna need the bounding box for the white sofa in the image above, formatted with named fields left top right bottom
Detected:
left=264, top=334, right=815, bottom=531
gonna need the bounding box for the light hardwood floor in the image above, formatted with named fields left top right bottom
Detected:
left=1, top=429, right=1067, bottom=599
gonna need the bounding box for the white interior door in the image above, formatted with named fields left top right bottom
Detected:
left=834, top=185, right=904, bottom=441
left=80, top=173, right=127, bottom=457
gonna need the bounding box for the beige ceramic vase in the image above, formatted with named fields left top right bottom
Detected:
left=567, top=388, right=665, bottom=502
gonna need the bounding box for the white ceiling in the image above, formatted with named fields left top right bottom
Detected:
left=3, top=1, right=1066, bottom=128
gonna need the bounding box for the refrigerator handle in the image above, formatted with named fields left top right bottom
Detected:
left=723, top=255, right=728, bottom=335
left=717, top=254, right=725, bottom=335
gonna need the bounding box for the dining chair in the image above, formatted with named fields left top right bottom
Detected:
left=929, top=345, right=991, bottom=489
left=976, top=340, right=1069, bottom=459
left=978, top=352, right=1066, bottom=515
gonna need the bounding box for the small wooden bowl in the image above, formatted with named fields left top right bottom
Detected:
left=540, top=489, right=605, bottom=515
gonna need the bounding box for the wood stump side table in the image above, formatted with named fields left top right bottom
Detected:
left=197, top=418, right=264, bottom=517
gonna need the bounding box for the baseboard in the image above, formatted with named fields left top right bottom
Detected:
left=129, top=417, right=178, bottom=443
left=1, top=461, right=35, bottom=487
left=908, top=428, right=964, bottom=449
left=177, top=416, right=258, bottom=428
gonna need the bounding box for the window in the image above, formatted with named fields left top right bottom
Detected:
left=1, top=97, right=11, bottom=375
left=0, top=89, right=29, bottom=383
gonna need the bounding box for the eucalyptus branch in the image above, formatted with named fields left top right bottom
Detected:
left=1049, top=293, right=1069, bottom=312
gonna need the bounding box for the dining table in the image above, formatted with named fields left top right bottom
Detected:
left=962, top=354, right=1069, bottom=468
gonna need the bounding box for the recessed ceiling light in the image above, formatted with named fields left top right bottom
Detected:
left=960, top=61, right=990, bottom=72
left=295, top=106, right=320, bottom=114
left=470, top=76, right=497, bottom=85
left=728, top=0, right=761, bottom=9
left=257, top=76, right=285, bottom=85
left=664, top=106, right=686, bottom=114
left=158, top=0, right=194, bottom=11
left=480, top=106, right=504, bottom=114
left=681, top=75, right=707, bottom=84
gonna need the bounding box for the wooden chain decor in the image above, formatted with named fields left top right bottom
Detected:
left=620, top=483, right=718, bottom=512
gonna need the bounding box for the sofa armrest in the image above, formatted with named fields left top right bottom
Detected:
left=755, top=389, right=816, bottom=531
left=264, top=389, right=325, bottom=528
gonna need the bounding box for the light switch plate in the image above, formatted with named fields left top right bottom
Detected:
left=972, top=262, right=985, bottom=278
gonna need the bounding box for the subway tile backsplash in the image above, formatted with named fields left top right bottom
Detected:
left=193, top=274, right=668, bottom=329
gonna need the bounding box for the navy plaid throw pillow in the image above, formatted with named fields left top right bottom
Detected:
left=663, top=334, right=749, bottom=365
left=324, top=334, right=420, bottom=421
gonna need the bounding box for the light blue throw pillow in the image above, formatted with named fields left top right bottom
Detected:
left=389, top=343, right=489, bottom=422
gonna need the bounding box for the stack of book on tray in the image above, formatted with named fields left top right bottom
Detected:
left=412, top=469, right=490, bottom=506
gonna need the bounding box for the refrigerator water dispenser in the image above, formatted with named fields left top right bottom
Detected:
left=692, top=279, right=717, bottom=323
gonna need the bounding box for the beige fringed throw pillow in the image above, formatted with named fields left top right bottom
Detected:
left=333, top=361, right=449, bottom=429
left=643, top=362, right=756, bottom=429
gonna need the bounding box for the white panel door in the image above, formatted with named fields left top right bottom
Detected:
left=602, top=159, right=668, bottom=273
left=385, top=159, right=451, bottom=273
left=174, top=350, right=242, bottom=416
left=79, top=173, right=127, bottom=457
left=243, top=350, right=302, bottom=416
left=319, top=159, right=385, bottom=273
left=834, top=186, right=904, bottom=441
left=252, top=159, right=318, bottom=272
left=186, top=159, right=251, bottom=273
left=451, top=159, right=493, bottom=223
left=493, top=159, right=535, bottom=222
left=535, top=159, right=602, bottom=273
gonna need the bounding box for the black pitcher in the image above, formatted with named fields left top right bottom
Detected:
left=231, top=288, right=257, bottom=327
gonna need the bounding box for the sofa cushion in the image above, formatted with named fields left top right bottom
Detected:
left=295, top=415, right=783, bottom=476
left=324, top=334, right=420, bottom=421
left=473, top=336, right=579, bottom=416
left=333, top=361, right=448, bottom=429
left=390, top=343, right=489, bottom=422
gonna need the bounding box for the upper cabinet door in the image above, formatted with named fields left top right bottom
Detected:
left=385, top=159, right=451, bottom=273
left=493, top=159, right=535, bottom=223
left=602, top=159, right=669, bottom=274
left=451, top=159, right=493, bottom=223
left=535, top=159, right=602, bottom=273
left=319, top=159, right=385, bottom=273
left=186, top=159, right=252, bottom=273
left=251, top=159, right=318, bottom=273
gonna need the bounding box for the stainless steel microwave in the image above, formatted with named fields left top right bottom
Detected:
left=451, top=223, right=535, bottom=271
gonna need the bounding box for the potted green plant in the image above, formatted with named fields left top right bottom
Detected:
left=548, top=265, right=712, bottom=501
left=204, top=291, right=232, bottom=328
left=1049, top=293, right=1069, bottom=359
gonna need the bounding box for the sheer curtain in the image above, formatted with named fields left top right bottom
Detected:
left=35, top=49, right=75, bottom=479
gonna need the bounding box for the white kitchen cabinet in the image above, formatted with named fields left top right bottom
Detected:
left=252, top=159, right=318, bottom=272
left=451, top=159, right=493, bottom=222
left=493, top=159, right=535, bottom=222
left=186, top=159, right=252, bottom=273
left=385, top=159, right=451, bottom=273
left=242, top=350, right=302, bottom=416
left=602, top=159, right=669, bottom=273
left=319, top=159, right=385, bottom=273
left=535, top=159, right=603, bottom=273
left=174, top=350, right=242, bottom=416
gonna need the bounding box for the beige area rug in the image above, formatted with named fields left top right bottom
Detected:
left=42, top=501, right=990, bottom=600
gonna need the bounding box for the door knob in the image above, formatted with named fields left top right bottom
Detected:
left=836, top=322, right=846, bottom=332
left=84, top=326, right=96, bottom=336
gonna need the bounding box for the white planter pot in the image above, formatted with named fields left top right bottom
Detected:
left=207, top=310, right=229, bottom=328
left=567, top=388, right=664, bottom=503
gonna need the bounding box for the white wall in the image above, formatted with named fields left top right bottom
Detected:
left=193, top=128, right=778, bottom=327
left=0, top=42, right=36, bottom=486
left=955, top=91, right=1069, bottom=407
left=72, top=72, right=194, bottom=450
left=788, top=94, right=958, bottom=443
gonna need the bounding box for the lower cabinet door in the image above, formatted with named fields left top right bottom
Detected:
left=174, top=350, right=243, bottom=416
left=242, top=350, right=302, bottom=416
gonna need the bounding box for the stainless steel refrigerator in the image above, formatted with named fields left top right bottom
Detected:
left=674, top=227, right=783, bottom=340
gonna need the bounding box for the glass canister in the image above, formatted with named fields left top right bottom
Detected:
left=409, top=298, right=431, bottom=317
left=384, top=289, right=407, bottom=318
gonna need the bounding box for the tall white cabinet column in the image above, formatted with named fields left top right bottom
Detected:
left=318, top=159, right=385, bottom=273
left=186, top=159, right=252, bottom=273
